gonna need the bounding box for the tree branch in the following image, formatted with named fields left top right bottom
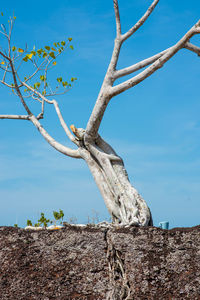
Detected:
left=52, top=100, right=80, bottom=146
left=0, top=114, right=44, bottom=120
left=113, top=0, right=121, bottom=37
left=0, top=114, right=30, bottom=120
left=111, top=21, right=200, bottom=97
left=114, top=46, right=173, bottom=79
left=87, top=141, right=122, bottom=162
left=4, top=43, right=33, bottom=116
left=21, top=81, right=53, bottom=104
left=121, top=0, right=159, bottom=42
left=84, top=0, right=159, bottom=140
left=0, top=50, right=9, bottom=61
left=184, top=42, right=200, bottom=56
left=20, top=81, right=79, bottom=146
left=0, top=80, right=13, bottom=88
left=29, top=115, right=81, bottom=158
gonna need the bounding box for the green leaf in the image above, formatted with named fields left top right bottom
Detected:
left=69, top=45, right=74, bottom=50
left=12, top=46, right=16, bottom=51
left=31, top=50, right=36, bottom=56
left=27, top=53, right=33, bottom=60
left=57, top=77, right=62, bottom=83
left=34, top=82, right=41, bottom=89
left=53, top=211, right=60, bottom=220
left=23, top=56, right=28, bottom=62
left=71, top=77, right=77, bottom=82
left=53, top=42, right=57, bottom=47
left=40, top=75, right=45, bottom=81
left=18, top=48, right=24, bottom=53
left=27, top=219, right=32, bottom=226
left=43, top=52, right=47, bottom=58
left=37, top=49, right=43, bottom=56
left=49, top=51, right=56, bottom=59
left=68, top=37, right=72, bottom=42
left=62, top=81, right=68, bottom=87
left=45, top=46, right=50, bottom=51
left=1, top=12, right=3, bottom=16
left=61, top=41, right=66, bottom=46
left=59, top=209, right=64, bottom=218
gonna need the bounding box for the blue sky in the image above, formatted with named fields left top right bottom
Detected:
left=0, top=0, right=200, bottom=228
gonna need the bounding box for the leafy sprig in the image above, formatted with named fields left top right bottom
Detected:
left=26, top=209, right=65, bottom=228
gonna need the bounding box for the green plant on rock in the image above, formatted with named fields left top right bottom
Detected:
left=38, top=212, right=50, bottom=228
left=53, top=209, right=64, bottom=225
left=26, top=219, right=33, bottom=226
left=25, top=209, right=65, bottom=228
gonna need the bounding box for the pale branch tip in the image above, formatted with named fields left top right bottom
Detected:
left=113, top=0, right=121, bottom=37
left=121, top=0, right=159, bottom=42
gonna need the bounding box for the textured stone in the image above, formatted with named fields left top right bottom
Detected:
left=0, top=225, right=200, bottom=299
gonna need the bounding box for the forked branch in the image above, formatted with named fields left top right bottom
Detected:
left=85, top=1, right=200, bottom=140
left=111, top=20, right=200, bottom=97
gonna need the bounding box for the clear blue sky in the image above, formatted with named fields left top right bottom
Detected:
left=0, top=0, right=200, bottom=228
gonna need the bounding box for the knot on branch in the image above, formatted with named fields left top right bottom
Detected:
left=70, top=124, right=85, bottom=140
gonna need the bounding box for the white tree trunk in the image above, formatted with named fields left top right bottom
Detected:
left=79, top=135, right=152, bottom=226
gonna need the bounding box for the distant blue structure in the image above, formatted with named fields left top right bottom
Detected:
left=159, top=221, right=169, bottom=229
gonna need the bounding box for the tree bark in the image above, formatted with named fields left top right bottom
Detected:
left=79, top=132, right=153, bottom=226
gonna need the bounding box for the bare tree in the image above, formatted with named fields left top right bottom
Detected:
left=0, top=1, right=200, bottom=226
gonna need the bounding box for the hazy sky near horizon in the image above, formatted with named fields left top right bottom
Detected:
left=0, top=0, right=200, bottom=228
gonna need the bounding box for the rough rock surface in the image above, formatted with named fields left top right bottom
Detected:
left=0, top=224, right=200, bottom=299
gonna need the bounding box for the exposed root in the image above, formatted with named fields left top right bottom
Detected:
left=105, top=229, right=132, bottom=300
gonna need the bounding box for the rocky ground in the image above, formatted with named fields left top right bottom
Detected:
left=0, top=224, right=200, bottom=299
